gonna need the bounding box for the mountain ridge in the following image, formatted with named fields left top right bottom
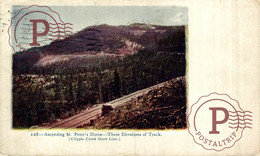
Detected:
left=13, top=23, right=186, bottom=74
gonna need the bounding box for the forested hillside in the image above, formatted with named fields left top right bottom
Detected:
left=12, top=24, right=187, bottom=128
left=13, top=24, right=185, bottom=74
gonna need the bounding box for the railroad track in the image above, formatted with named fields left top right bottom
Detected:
left=43, top=77, right=182, bottom=129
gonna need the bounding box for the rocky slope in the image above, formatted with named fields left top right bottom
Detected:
left=85, top=76, right=186, bottom=129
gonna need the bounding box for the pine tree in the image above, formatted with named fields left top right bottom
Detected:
left=98, top=83, right=103, bottom=103
left=66, top=81, right=75, bottom=108
left=131, top=68, right=138, bottom=91
left=54, top=75, right=63, bottom=101
left=112, top=69, right=121, bottom=98
left=76, top=76, right=84, bottom=108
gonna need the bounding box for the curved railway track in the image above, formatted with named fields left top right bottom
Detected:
left=42, top=77, right=182, bottom=129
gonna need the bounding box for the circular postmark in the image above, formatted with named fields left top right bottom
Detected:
left=188, top=92, right=252, bottom=151
left=8, top=5, right=73, bottom=64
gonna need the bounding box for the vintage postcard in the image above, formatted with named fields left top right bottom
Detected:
left=0, top=0, right=259, bottom=155
left=10, top=5, right=187, bottom=130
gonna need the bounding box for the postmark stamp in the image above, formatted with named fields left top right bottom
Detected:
left=8, top=5, right=73, bottom=63
left=188, top=92, right=252, bottom=151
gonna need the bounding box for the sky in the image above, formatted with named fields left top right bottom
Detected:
left=11, top=5, right=188, bottom=49
left=53, top=6, right=188, bottom=32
